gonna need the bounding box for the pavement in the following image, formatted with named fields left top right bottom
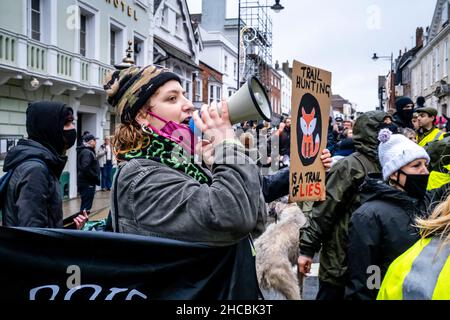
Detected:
left=62, top=190, right=111, bottom=226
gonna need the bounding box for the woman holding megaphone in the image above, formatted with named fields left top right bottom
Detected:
left=103, top=65, right=267, bottom=245
left=103, top=65, right=332, bottom=246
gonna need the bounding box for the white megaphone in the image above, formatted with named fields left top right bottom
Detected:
left=189, top=76, right=272, bottom=134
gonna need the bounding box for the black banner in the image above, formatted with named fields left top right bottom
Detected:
left=0, top=227, right=259, bottom=301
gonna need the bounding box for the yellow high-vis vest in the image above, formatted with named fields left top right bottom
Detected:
left=377, top=237, right=450, bottom=300
left=427, top=165, right=450, bottom=190
left=418, top=127, right=444, bottom=147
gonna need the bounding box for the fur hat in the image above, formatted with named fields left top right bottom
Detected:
left=103, top=65, right=181, bottom=124
left=378, top=128, right=430, bottom=181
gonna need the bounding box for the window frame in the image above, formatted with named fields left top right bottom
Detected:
left=195, top=78, right=202, bottom=102
left=208, top=83, right=222, bottom=104
left=30, top=0, right=41, bottom=41
left=109, top=18, right=126, bottom=67
left=80, top=14, right=87, bottom=57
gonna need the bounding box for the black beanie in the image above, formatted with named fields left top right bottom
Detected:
left=416, top=96, right=426, bottom=108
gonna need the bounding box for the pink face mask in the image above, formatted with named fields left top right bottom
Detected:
left=147, top=111, right=195, bottom=155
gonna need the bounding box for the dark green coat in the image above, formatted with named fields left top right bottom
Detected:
left=299, top=111, right=387, bottom=287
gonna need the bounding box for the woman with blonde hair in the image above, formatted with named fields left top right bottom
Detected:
left=377, top=193, right=450, bottom=300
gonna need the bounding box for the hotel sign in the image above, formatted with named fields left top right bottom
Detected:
left=106, top=0, right=138, bottom=21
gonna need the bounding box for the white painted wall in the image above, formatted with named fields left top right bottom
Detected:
left=199, top=26, right=238, bottom=97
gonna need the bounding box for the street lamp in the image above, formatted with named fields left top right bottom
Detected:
left=270, top=0, right=284, bottom=13
left=237, top=0, right=285, bottom=89
left=372, top=52, right=393, bottom=70
left=372, top=52, right=395, bottom=111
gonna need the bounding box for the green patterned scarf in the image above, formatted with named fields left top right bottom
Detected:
left=118, top=129, right=211, bottom=184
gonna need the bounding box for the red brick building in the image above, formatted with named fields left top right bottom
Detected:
left=269, top=67, right=282, bottom=122
left=193, top=61, right=223, bottom=109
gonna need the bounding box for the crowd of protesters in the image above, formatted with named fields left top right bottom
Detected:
left=1, top=61, right=449, bottom=300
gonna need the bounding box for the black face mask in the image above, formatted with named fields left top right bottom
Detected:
left=397, top=169, right=430, bottom=199
left=63, top=129, right=77, bottom=151
left=400, top=109, right=415, bottom=122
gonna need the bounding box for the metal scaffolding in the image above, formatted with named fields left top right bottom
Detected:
left=238, top=0, right=273, bottom=91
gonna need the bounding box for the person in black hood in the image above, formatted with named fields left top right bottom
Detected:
left=393, top=96, right=415, bottom=129
left=345, top=129, right=450, bottom=300
left=2, top=101, right=88, bottom=228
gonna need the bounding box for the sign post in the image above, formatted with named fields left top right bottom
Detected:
left=289, top=60, right=332, bottom=202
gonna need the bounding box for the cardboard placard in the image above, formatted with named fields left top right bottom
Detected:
left=289, top=60, right=332, bottom=202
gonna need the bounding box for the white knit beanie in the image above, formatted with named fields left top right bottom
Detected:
left=378, top=129, right=430, bottom=181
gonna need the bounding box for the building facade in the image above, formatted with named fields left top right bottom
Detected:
left=275, top=61, right=292, bottom=116
left=0, top=0, right=153, bottom=198
left=269, top=67, right=281, bottom=122
left=196, top=61, right=223, bottom=107
left=331, top=94, right=355, bottom=119
left=197, top=25, right=238, bottom=101
left=153, top=0, right=200, bottom=102
left=410, top=0, right=450, bottom=116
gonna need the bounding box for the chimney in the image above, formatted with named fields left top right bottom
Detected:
left=275, top=60, right=280, bottom=70
left=416, top=27, right=424, bottom=48
left=282, top=61, right=289, bottom=75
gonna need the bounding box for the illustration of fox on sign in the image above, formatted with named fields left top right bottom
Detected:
left=300, top=107, right=320, bottom=159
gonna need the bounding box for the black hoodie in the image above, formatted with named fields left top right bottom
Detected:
left=2, top=101, right=71, bottom=228
left=345, top=174, right=449, bottom=300
left=76, top=144, right=100, bottom=187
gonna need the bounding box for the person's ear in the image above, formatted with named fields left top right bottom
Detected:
left=389, top=171, right=399, bottom=182
left=135, top=107, right=150, bottom=125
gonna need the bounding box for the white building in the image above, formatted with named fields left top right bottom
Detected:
left=0, top=0, right=153, bottom=198
left=410, top=0, right=450, bottom=115
left=198, top=25, right=238, bottom=99
left=277, top=68, right=291, bottom=115
left=153, top=0, right=200, bottom=101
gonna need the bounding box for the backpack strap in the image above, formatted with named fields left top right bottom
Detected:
left=353, top=152, right=377, bottom=176
left=343, top=152, right=378, bottom=213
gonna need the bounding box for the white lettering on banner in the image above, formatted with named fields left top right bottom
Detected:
left=29, top=284, right=148, bottom=301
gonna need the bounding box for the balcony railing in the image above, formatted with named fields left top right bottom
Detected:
left=57, top=52, right=73, bottom=78
left=27, top=40, right=47, bottom=72
left=0, top=27, right=114, bottom=89
left=80, top=58, right=90, bottom=83
left=0, top=33, right=16, bottom=66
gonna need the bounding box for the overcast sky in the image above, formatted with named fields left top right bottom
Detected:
left=187, top=0, right=437, bottom=112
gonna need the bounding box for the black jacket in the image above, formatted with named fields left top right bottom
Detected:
left=77, top=145, right=100, bottom=187
left=2, top=139, right=67, bottom=228
left=393, top=112, right=413, bottom=130
left=279, top=127, right=291, bottom=156
left=262, top=167, right=289, bottom=203
left=334, top=138, right=355, bottom=157
left=300, top=111, right=388, bottom=287
left=345, top=174, right=449, bottom=300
